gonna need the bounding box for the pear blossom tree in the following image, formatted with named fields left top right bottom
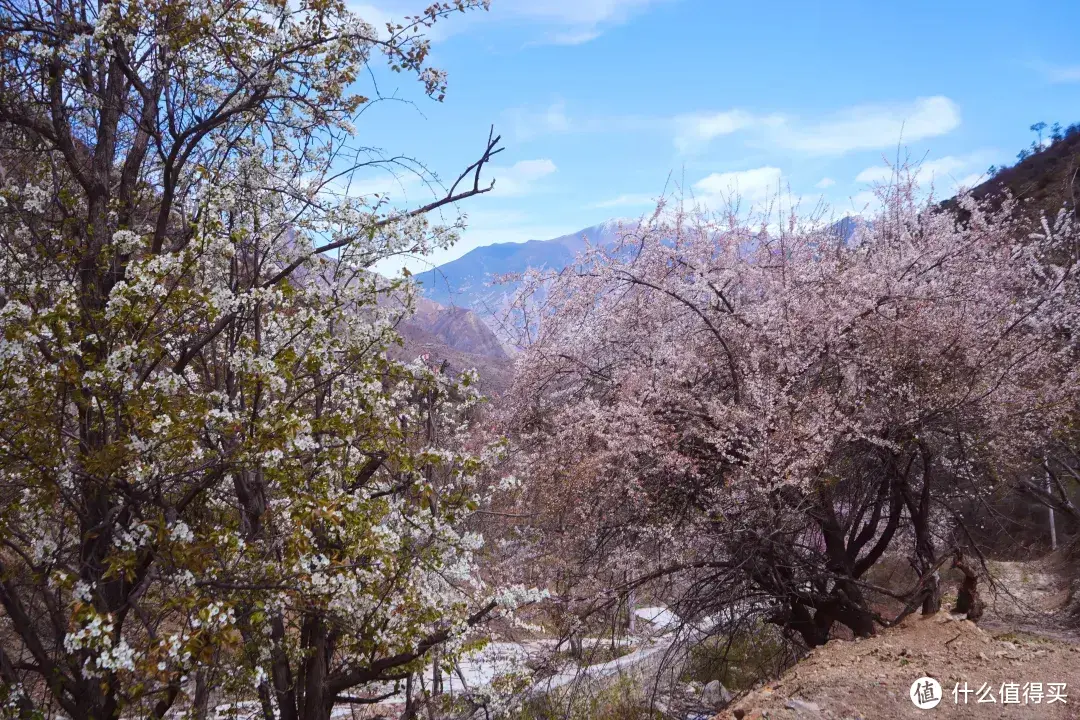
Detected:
left=0, top=1, right=538, bottom=719
left=502, top=181, right=1079, bottom=649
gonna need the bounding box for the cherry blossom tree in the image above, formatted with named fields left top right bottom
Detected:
left=0, top=1, right=540, bottom=719
left=502, top=180, right=1079, bottom=648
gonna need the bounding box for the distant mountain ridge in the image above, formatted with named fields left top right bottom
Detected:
left=414, top=216, right=866, bottom=313
left=415, top=220, right=627, bottom=312
left=395, top=122, right=1080, bottom=394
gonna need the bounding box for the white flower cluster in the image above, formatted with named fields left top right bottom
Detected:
left=111, top=229, right=142, bottom=254
left=492, top=584, right=549, bottom=609
left=113, top=522, right=153, bottom=552
left=64, top=613, right=138, bottom=676
left=169, top=521, right=194, bottom=544
left=20, top=183, right=49, bottom=213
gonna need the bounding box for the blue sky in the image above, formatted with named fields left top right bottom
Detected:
left=351, top=0, right=1080, bottom=276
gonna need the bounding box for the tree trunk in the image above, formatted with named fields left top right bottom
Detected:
left=193, top=669, right=211, bottom=720
left=569, top=633, right=583, bottom=660
left=403, top=674, right=416, bottom=720
left=922, top=572, right=942, bottom=615
left=1046, top=467, right=1058, bottom=551
left=431, top=649, right=442, bottom=696
left=952, top=552, right=984, bottom=622
left=777, top=602, right=831, bottom=648
left=300, top=615, right=328, bottom=720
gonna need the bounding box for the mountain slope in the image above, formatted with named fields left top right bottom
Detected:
left=945, top=125, right=1080, bottom=221
left=392, top=296, right=512, bottom=395
left=401, top=297, right=508, bottom=360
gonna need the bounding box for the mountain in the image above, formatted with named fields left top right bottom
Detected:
left=392, top=296, right=513, bottom=395
left=944, top=123, right=1080, bottom=221
left=415, top=220, right=627, bottom=312
left=415, top=216, right=870, bottom=313
left=401, top=297, right=508, bottom=360
left=387, top=220, right=631, bottom=395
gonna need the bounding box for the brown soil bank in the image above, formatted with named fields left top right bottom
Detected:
left=715, top=613, right=1080, bottom=719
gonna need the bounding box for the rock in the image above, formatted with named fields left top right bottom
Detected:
left=702, top=679, right=733, bottom=708
left=1067, top=579, right=1080, bottom=621
left=784, top=697, right=822, bottom=717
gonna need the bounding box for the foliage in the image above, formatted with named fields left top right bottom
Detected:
left=0, top=1, right=540, bottom=719
left=516, top=676, right=664, bottom=720
left=681, top=625, right=791, bottom=692
left=501, top=177, right=1080, bottom=649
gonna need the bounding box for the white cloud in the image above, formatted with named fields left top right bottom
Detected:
left=590, top=193, right=659, bottom=209
left=846, top=190, right=881, bottom=216
left=1049, top=66, right=1080, bottom=83
left=349, top=4, right=393, bottom=38
left=549, top=29, right=603, bottom=45
left=957, top=172, right=984, bottom=190
left=673, top=110, right=774, bottom=154
left=854, top=166, right=894, bottom=184
left=921, top=156, right=965, bottom=174
left=691, top=166, right=784, bottom=208
left=776, top=96, right=961, bottom=155
left=496, top=0, right=663, bottom=26
left=331, top=157, right=560, bottom=207
left=855, top=152, right=992, bottom=191
left=675, top=97, right=961, bottom=156
left=350, top=0, right=671, bottom=46
left=504, top=101, right=572, bottom=141
left=483, top=0, right=674, bottom=45
left=815, top=177, right=836, bottom=189
left=503, top=102, right=664, bottom=141
left=488, top=159, right=558, bottom=197
left=1032, top=61, right=1080, bottom=84
left=347, top=2, right=465, bottom=42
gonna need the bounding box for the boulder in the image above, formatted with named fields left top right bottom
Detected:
left=702, top=679, right=733, bottom=708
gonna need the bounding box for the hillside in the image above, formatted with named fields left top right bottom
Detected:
left=393, top=296, right=513, bottom=395
left=403, top=296, right=509, bottom=360
left=717, top=612, right=1079, bottom=720
left=945, top=125, right=1080, bottom=220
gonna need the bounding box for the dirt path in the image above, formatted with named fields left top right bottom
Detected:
left=978, top=555, right=1080, bottom=643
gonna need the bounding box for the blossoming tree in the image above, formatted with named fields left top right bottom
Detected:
left=0, top=1, right=529, bottom=718
left=503, top=182, right=1079, bottom=648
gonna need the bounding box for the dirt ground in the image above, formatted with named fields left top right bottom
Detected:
left=715, top=555, right=1080, bottom=720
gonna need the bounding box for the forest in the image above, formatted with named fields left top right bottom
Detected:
left=0, top=1, right=1077, bottom=719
